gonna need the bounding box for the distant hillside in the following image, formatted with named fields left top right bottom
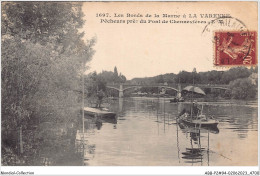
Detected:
left=128, top=67, right=257, bottom=85
left=128, top=73, right=177, bottom=85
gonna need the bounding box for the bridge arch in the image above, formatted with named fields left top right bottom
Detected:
left=106, top=84, right=230, bottom=98
left=106, top=84, right=181, bottom=98
left=106, top=86, right=120, bottom=91
left=122, top=85, right=180, bottom=93
left=123, top=86, right=141, bottom=91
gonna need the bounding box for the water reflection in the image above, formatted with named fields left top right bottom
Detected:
left=177, top=101, right=257, bottom=139
left=11, top=97, right=256, bottom=166
left=77, top=109, right=120, bottom=165
left=83, top=112, right=118, bottom=131
left=177, top=121, right=216, bottom=166
left=75, top=130, right=95, bottom=166
left=22, top=120, right=83, bottom=166
left=78, top=98, right=257, bottom=166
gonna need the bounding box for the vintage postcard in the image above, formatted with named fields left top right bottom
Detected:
left=1, top=1, right=258, bottom=175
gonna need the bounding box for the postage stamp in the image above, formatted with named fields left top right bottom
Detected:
left=202, top=16, right=257, bottom=67
left=214, top=31, right=257, bottom=66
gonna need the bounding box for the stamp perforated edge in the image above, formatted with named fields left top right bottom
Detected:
left=212, top=30, right=258, bottom=68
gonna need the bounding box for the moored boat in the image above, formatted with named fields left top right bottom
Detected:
left=84, top=107, right=117, bottom=123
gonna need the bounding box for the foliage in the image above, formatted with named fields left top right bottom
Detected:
left=84, top=67, right=127, bottom=99
left=198, top=70, right=224, bottom=84
left=1, top=2, right=95, bottom=162
left=113, top=66, right=126, bottom=83
left=98, top=71, right=114, bottom=83
left=175, top=71, right=200, bottom=84
left=98, top=69, right=126, bottom=84
left=220, top=67, right=251, bottom=84
left=129, top=67, right=257, bottom=88
left=127, top=67, right=257, bottom=99
left=118, top=73, right=127, bottom=83
left=2, top=2, right=84, bottom=48
left=130, top=73, right=176, bottom=85
left=85, top=72, right=107, bottom=98
left=113, top=66, right=118, bottom=80
left=229, top=78, right=257, bottom=99
left=156, top=75, right=164, bottom=83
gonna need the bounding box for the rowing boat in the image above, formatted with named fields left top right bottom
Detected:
left=84, top=107, right=117, bottom=119
left=178, top=113, right=218, bottom=128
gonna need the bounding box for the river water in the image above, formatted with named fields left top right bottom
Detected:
left=76, top=97, right=258, bottom=166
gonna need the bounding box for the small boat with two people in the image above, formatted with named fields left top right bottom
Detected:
left=177, top=86, right=219, bottom=129
left=178, top=111, right=219, bottom=129
left=170, top=96, right=184, bottom=103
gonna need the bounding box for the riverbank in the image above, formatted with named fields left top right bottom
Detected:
left=1, top=110, right=82, bottom=166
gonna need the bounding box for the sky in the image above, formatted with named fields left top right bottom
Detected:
left=81, top=2, right=257, bottom=80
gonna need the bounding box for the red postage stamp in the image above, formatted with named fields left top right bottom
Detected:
left=214, top=31, right=257, bottom=66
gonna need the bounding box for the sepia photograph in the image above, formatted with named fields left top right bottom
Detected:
left=1, top=1, right=259, bottom=175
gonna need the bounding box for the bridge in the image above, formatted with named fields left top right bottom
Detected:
left=106, top=83, right=229, bottom=98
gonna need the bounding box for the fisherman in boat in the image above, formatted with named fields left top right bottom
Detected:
left=192, top=101, right=201, bottom=118
left=178, top=108, right=188, bottom=117
left=178, top=101, right=201, bottom=119
left=178, top=103, right=191, bottom=117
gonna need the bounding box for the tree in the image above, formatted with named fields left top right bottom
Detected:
left=2, top=2, right=85, bottom=50
left=156, top=75, right=164, bottom=83
left=119, top=74, right=127, bottom=83
left=1, top=2, right=95, bottom=162
left=99, top=71, right=114, bottom=83
left=221, top=67, right=251, bottom=84
left=175, top=71, right=192, bottom=83
left=114, top=66, right=118, bottom=77
left=229, top=78, right=256, bottom=99
left=85, top=72, right=107, bottom=100
left=113, top=66, right=119, bottom=83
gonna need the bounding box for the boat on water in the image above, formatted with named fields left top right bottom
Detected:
left=84, top=107, right=117, bottom=123
left=177, top=117, right=219, bottom=134
left=178, top=85, right=219, bottom=129
left=178, top=113, right=219, bottom=129
left=170, top=97, right=184, bottom=103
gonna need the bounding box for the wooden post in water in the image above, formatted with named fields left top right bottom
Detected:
left=191, top=69, right=195, bottom=120
left=19, top=126, right=23, bottom=154
left=157, top=87, right=159, bottom=121
left=157, top=87, right=159, bottom=135
left=163, top=97, right=165, bottom=132
left=82, top=63, right=85, bottom=164
left=207, top=130, right=209, bottom=166
left=82, top=71, right=85, bottom=134
left=191, top=135, right=194, bottom=166
left=176, top=121, right=180, bottom=163
left=198, top=129, right=202, bottom=166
